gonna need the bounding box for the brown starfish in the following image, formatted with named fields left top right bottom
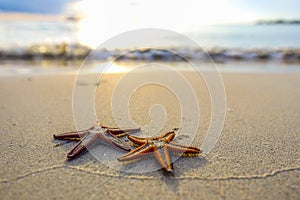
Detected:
left=118, top=131, right=201, bottom=173
left=53, top=125, right=140, bottom=160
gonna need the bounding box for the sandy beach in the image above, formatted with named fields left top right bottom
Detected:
left=0, top=70, right=299, bottom=199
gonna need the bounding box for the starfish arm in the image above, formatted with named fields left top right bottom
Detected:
left=99, top=132, right=132, bottom=151
left=166, top=143, right=201, bottom=155
left=152, top=145, right=173, bottom=173
left=164, top=132, right=175, bottom=143
left=125, top=130, right=174, bottom=141
left=118, top=143, right=153, bottom=161
left=107, top=127, right=141, bottom=137
left=154, top=131, right=175, bottom=140
left=164, top=145, right=173, bottom=172
left=66, top=133, right=100, bottom=159
left=169, top=142, right=201, bottom=151
left=53, top=129, right=90, bottom=141
left=127, top=135, right=147, bottom=145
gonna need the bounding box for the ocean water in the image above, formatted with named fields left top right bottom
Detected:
left=187, top=24, right=300, bottom=48
left=0, top=20, right=300, bottom=75
left=0, top=20, right=78, bottom=49
left=1, top=21, right=300, bottom=49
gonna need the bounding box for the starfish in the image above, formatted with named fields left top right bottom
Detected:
left=53, top=124, right=140, bottom=160
left=118, top=130, right=201, bottom=173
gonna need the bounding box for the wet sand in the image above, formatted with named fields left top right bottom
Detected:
left=0, top=71, right=299, bottom=199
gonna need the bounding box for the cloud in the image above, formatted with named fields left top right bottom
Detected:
left=0, top=0, right=77, bottom=14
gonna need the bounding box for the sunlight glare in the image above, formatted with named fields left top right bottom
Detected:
left=89, top=62, right=129, bottom=74
left=71, top=0, right=259, bottom=48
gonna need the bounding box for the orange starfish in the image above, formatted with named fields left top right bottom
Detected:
left=118, top=131, right=201, bottom=173
left=53, top=125, right=140, bottom=159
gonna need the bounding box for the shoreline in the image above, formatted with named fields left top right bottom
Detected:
left=1, top=46, right=300, bottom=63
left=1, top=60, right=300, bottom=78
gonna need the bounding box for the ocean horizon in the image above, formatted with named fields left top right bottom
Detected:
left=1, top=18, right=300, bottom=77
left=1, top=19, right=300, bottom=62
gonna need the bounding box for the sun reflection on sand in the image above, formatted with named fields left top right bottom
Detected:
left=88, top=62, right=130, bottom=74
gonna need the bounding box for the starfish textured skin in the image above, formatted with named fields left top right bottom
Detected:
left=53, top=125, right=140, bottom=160
left=118, top=131, right=201, bottom=173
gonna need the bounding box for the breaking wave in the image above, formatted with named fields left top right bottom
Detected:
left=1, top=43, right=300, bottom=63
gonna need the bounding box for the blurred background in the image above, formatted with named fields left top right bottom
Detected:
left=0, top=0, right=300, bottom=71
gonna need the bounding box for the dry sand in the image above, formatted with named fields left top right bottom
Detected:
left=0, top=71, right=299, bottom=199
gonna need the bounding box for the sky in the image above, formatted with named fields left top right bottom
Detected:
left=0, top=0, right=299, bottom=22
left=0, top=0, right=74, bottom=14
left=0, top=0, right=299, bottom=47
